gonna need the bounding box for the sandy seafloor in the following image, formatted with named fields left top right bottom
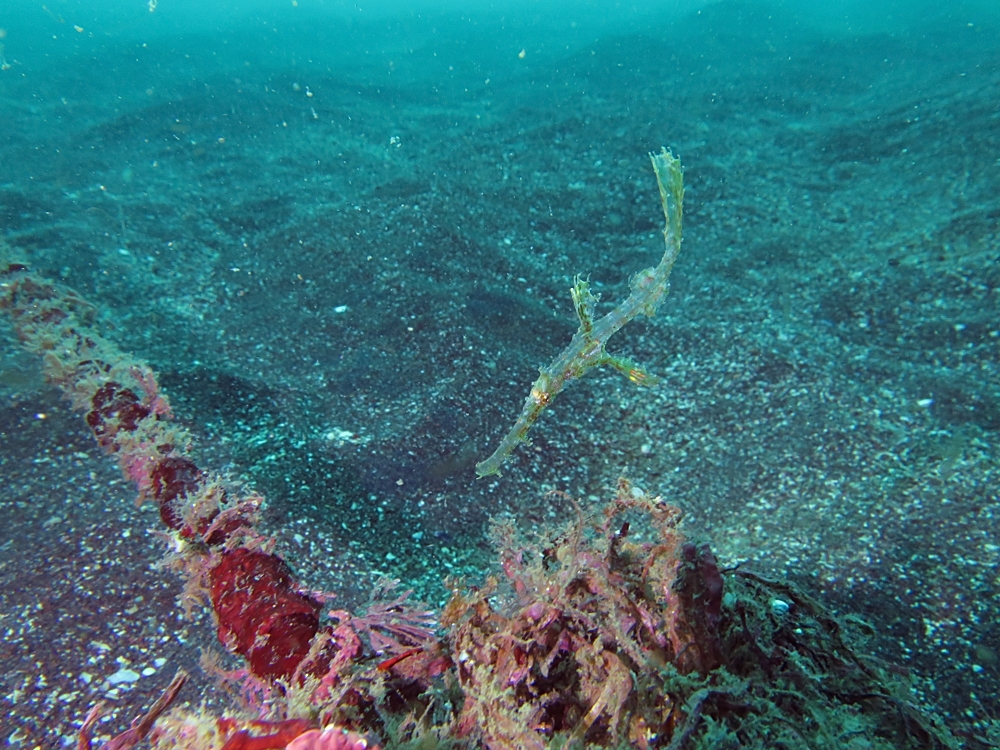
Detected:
left=0, top=0, right=998, bottom=746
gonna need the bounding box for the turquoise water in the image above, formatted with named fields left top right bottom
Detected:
left=1, top=0, right=998, bottom=745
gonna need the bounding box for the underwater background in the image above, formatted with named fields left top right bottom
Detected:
left=0, top=0, right=998, bottom=745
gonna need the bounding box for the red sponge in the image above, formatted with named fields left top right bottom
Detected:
left=209, top=547, right=322, bottom=680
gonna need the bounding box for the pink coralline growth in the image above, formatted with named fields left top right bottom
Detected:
left=285, top=727, right=379, bottom=750
left=146, top=716, right=375, bottom=750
